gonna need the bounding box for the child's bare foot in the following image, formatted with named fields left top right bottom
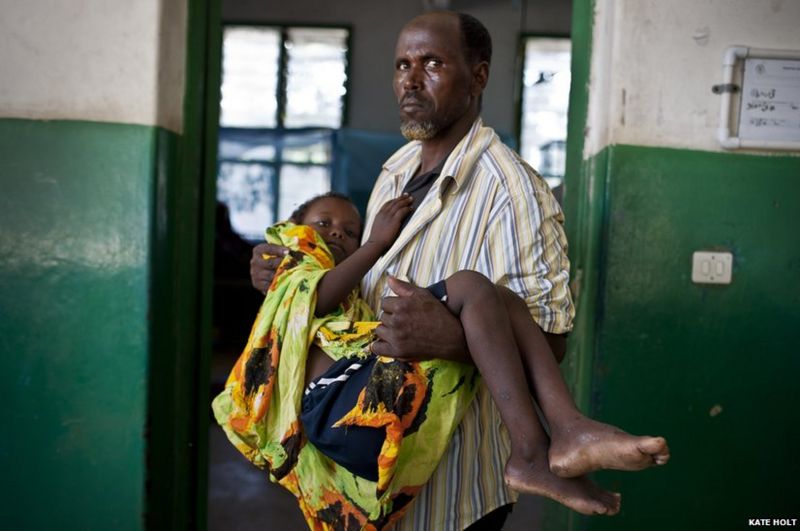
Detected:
left=504, top=454, right=621, bottom=516
left=549, top=417, right=670, bottom=478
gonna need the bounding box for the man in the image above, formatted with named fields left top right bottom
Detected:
left=250, top=11, right=574, bottom=530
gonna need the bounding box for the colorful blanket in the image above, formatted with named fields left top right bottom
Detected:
left=212, top=223, right=478, bottom=530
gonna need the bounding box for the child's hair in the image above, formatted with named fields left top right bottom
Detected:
left=289, top=191, right=358, bottom=224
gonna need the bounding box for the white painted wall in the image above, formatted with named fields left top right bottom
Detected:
left=223, top=0, right=572, bottom=136
left=585, top=0, right=800, bottom=156
left=0, top=0, right=187, bottom=132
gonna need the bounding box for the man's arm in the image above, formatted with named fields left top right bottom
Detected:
left=371, top=277, right=567, bottom=364
left=371, top=277, right=471, bottom=363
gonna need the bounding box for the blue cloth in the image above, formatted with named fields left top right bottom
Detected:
left=301, top=355, right=383, bottom=481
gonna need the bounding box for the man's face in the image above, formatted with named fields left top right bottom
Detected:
left=393, top=15, right=477, bottom=141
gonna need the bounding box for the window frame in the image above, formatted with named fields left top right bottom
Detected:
left=515, top=31, right=572, bottom=186
left=217, top=22, right=353, bottom=238
left=221, top=21, right=353, bottom=129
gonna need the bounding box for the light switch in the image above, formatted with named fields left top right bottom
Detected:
left=692, top=251, right=733, bottom=284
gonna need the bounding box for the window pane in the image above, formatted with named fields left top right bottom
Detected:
left=284, top=27, right=348, bottom=128
left=218, top=128, right=278, bottom=162
left=281, top=129, right=333, bottom=164
left=278, top=165, right=331, bottom=222
left=220, top=27, right=280, bottom=127
left=520, top=38, right=571, bottom=188
left=217, top=161, right=276, bottom=240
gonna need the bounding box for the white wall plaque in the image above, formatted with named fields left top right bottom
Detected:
left=739, top=58, right=800, bottom=142
left=717, top=47, right=800, bottom=150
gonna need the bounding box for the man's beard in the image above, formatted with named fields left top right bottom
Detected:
left=400, top=119, right=438, bottom=141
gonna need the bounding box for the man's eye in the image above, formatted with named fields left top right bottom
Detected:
left=397, top=62, right=409, bottom=71
left=425, top=59, right=442, bottom=68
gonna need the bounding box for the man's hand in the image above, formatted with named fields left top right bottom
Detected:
left=371, top=277, right=471, bottom=364
left=250, top=243, right=289, bottom=294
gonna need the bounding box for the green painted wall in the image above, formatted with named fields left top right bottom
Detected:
left=567, top=144, right=800, bottom=530
left=557, top=1, right=800, bottom=527
left=0, top=118, right=174, bottom=529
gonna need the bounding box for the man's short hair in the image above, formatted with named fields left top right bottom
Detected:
left=457, top=12, right=492, bottom=66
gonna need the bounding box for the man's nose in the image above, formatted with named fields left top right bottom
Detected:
left=402, top=65, right=423, bottom=91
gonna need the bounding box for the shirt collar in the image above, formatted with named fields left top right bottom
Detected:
left=383, top=117, right=495, bottom=195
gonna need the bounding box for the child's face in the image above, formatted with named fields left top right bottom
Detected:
left=300, top=197, right=362, bottom=264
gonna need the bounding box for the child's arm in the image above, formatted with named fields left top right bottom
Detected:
left=315, top=195, right=413, bottom=316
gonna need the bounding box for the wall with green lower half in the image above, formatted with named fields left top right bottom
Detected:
left=0, top=118, right=176, bottom=529
left=556, top=144, right=800, bottom=530
left=552, top=0, right=800, bottom=527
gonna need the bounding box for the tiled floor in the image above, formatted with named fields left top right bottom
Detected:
left=207, top=426, right=546, bottom=530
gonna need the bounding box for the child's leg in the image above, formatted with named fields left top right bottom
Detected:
left=443, top=271, right=620, bottom=516
left=495, top=285, right=670, bottom=478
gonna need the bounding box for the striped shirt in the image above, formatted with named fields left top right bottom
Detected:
left=361, top=118, right=574, bottom=530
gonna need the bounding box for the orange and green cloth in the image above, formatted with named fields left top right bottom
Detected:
left=212, top=223, right=477, bottom=530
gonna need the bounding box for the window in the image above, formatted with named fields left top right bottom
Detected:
left=519, top=36, right=571, bottom=190
left=219, top=27, right=281, bottom=128
left=217, top=25, right=350, bottom=240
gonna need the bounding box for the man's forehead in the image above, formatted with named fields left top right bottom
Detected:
left=395, top=14, right=462, bottom=55
left=404, top=10, right=459, bottom=29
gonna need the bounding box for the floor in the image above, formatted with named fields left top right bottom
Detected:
left=207, top=426, right=546, bottom=530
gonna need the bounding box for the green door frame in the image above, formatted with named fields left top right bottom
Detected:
left=549, top=0, right=599, bottom=528
left=562, top=0, right=597, bottom=417
left=145, top=0, right=221, bottom=527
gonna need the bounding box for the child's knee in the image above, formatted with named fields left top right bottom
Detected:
left=446, top=270, right=498, bottom=304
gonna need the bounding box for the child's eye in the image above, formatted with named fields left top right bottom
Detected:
left=315, top=220, right=329, bottom=227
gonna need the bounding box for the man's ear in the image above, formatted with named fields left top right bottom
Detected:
left=471, top=61, right=489, bottom=97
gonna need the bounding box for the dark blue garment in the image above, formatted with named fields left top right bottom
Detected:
left=426, top=279, right=447, bottom=303
left=301, top=355, right=384, bottom=481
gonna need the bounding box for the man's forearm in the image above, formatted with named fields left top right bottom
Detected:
left=431, top=316, right=472, bottom=365
left=373, top=278, right=475, bottom=365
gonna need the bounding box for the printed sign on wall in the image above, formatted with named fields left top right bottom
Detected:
left=738, top=58, right=800, bottom=142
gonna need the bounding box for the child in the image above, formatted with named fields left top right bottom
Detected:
left=215, top=192, right=669, bottom=528
left=213, top=192, right=476, bottom=530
